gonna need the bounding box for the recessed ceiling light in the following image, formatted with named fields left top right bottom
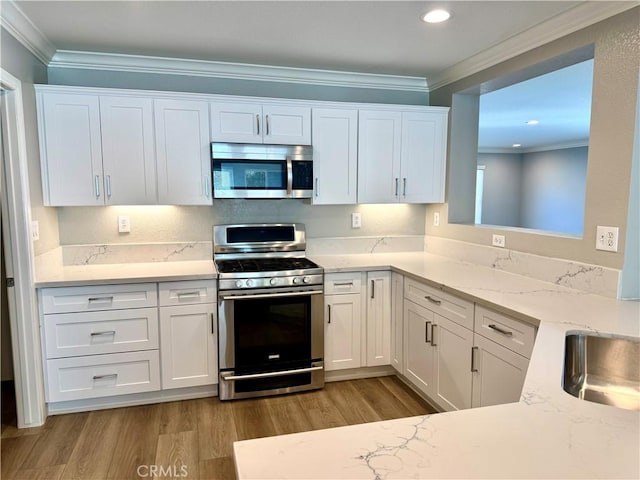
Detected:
left=526, top=120, right=540, bottom=125
left=422, top=9, right=451, bottom=24
left=512, top=143, right=522, bottom=148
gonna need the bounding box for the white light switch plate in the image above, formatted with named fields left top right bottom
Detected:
left=433, top=212, right=440, bottom=227
left=31, top=220, right=39, bottom=241
left=351, top=212, right=361, bottom=229
left=118, top=215, right=131, bottom=233
left=596, top=226, right=619, bottom=252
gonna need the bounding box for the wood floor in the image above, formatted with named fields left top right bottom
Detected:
left=1, top=377, right=436, bottom=480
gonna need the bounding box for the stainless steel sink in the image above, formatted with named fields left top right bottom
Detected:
left=563, top=333, right=640, bottom=411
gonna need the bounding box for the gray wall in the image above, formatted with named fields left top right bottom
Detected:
left=427, top=8, right=640, bottom=269
left=1, top=28, right=58, bottom=256
left=520, top=147, right=587, bottom=235
left=477, top=153, right=522, bottom=227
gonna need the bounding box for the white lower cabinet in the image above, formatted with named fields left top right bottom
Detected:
left=324, top=273, right=362, bottom=371
left=159, top=280, right=218, bottom=389
left=390, top=272, right=404, bottom=373
left=403, top=279, right=536, bottom=412
left=365, top=271, right=391, bottom=367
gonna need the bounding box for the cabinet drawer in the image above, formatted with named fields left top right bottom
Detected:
left=44, top=307, right=159, bottom=358
left=41, top=283, right=158, bottom=314
left=46, top=350, right=160, bottom=402
left=474, top=306, right=536, bottom=358
left=324, top=272, right=362, bottom=295
left=158, top=280, right=216, bottom=306
left=404, top=278, right=474, bottom=329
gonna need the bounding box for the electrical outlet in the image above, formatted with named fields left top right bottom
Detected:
left=596, top=226, right=619, bottom=252
left=31, top=221, right=39, bottom=241
left=433, top=212, right=440, bottom=227
left=351, top=212, right=362, bottom=229
left=118, top=215, right=131, bottom=233
left=492, top=234, right=506, bottom=248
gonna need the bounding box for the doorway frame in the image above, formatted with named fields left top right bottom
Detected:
left=1, top=67, right=46, bottom=427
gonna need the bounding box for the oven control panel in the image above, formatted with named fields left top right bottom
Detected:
left=218, top=274, right=324, bottom=291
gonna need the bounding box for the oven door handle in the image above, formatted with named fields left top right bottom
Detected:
left=221, top=365, right=323, bottom=382
left=220, top=290, right=323, bottom=301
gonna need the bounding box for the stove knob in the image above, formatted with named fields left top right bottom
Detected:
left=293, top=277, right=301, bottom=285
left=270, top=278, right=278, bottom=286
left=235, top=280, right=244, bottom=288
left=246, top=279, right=254, bottom=288
left=302, top=276, right=311, bottom=284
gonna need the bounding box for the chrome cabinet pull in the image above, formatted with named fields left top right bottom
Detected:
left=286, top=156, right=293, bottom=195
left=256, top=114, right=260, bottom=135
left=370, top=280, right=375, bottom=299
left=106, top=175, right=112, bottom=198
left=471, top=346, right=479, bottom=372
left=88, top=296, right=114, bottom=303
left=431, top=324, right=438, bottom=346
left=220, top=290, right=323, bottom=301
left=93, top=373, right=117, bottom=380
left=211, top=313, right=215, bottom=334
left=488, top=324, right=513, bottom=336
left=90, top=330, right=116, bottom=337
left=403, top=178, right=407, bottom=196
left=204, top=176, right=211, bottom=198
left=395, top=178, right=399, bottom=196
left=315, top=178, right=319, bottom=197
left=94, top=175, right=101, bottom=198
left=425, top=320, right=431, bottom=344
left=327, top=304, right=331, bottom=324
left=266, top=114, right=270, bottom=135
left=424, top=295, right=442, bottom=306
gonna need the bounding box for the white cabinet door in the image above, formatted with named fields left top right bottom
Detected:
left=262, top=105, right=311, bottom=145
left=324, top=293, right=362, bottom=371
left=431, top=313, right=473, bottom=411
left=404, top=300, right=435, bottom=395
left=365, top=271, right=391, bottom=367
left=400, top=111, right=447, bottom=203
left=311, top=108, right=358, bottom=204
left=390, top=272, right=404, bottom=374
left=155, top=99, right=212, bottom=205
left=210, top=102, right=262, bottom=143
left=159, top=303, right=217, bottom=389
left=100, top=96, right=157, bottom=205
left=38, top=92, right=104, bottom=206
left=357, top=110, right=402, bottom=203
left=471, top=334, right=530, bottom=408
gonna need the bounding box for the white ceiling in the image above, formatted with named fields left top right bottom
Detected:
left=3, top=1, right=634, bottom=150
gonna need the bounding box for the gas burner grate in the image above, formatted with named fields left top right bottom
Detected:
left=215, top=257, right=319, bottom=274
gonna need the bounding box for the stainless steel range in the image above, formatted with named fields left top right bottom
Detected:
left=214, top=223, right=324, bottom=400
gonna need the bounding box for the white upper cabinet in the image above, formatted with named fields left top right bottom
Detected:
left=100, top=96, right=157, bottom=205
left=400, top=111, right=447, bottom=203
left=155, top=99, right=212, bottom=205
left=38, top=92, right=104, bottom=206
left=358, top=108, right=448, bottom=204
left=311, top=108, right=358, bottom=204
left=357, top=110, right=402, bottom=204
left=211, top=101, right=311, bottom=145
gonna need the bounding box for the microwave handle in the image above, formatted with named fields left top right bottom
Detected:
left=286, top=156, right=293, bottom=196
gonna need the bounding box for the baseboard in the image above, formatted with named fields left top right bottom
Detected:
left=47, top=384, right=218, bottom=415
left=394, top=374, right=444, bottom=413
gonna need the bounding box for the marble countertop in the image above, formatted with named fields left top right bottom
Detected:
left=234, top=252, right=640, bottom=480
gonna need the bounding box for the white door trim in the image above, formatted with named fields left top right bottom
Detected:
left=0, top=67, right=46, bottom=427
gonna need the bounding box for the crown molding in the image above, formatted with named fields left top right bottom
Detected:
left=0, top=0, right=55, bottom=65
left=48, top=50, right=429, bottom=92
left=426, top=2, right=637, bottom=92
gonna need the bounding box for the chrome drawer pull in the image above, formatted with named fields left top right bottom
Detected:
left=424, top=295, right=442, bottom=306
left=177, top=291, right=201, bottom=298
left=488, top=324, right=513, bottom=336
left=88, top=296, right=114, bottom=303
left=92, top=373, right=117, bottom=380
left=90, top=330, right=116, bottom=337
left=333, top=281, right=354, bottom=287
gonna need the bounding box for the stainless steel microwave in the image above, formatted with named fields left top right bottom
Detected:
left=211, top=143, right=313, bottom=199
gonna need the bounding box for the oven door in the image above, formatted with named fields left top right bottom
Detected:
left=218, top=288, right=324, bottom=400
